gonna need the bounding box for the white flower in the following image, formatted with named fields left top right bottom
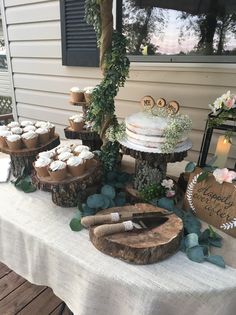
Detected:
left=213, top=168, right=236, bottom=184
left=161, top=179, right=174, bottom=189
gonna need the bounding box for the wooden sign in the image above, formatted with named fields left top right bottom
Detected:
left=167, top=101, right=180, bottom=115
left=184, top=169, right=236, bottom=238
left=141, top=96, right=155, bottom=110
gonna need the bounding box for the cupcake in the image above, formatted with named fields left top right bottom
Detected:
left=58, top=151, right=73, bottom=162
left=48, top=160, right=67, bottom=181
left=0, top=125, right=9, bottom=131
left=73, top=145, right=89, bottom=155
left=79, top=150, right=94, bottom=169
left=36, top=127, right=50, bottom=144
left=70, top=87, right=85, bottom=103
left=38, top=150, right=56, bottom=159
left=20, top=120, right=33, bottom=127
left=6, top=134, right=22, bottom=150
left=8, top=121, right=20, bottom=128
left=0, top=130, right=12, bottom=148
left=71, top=115, right=84, bottom=132
left=34, top=157, right=51, bottom=177
left=84, top=86, right=95, bottom=103
left=57, top=145, right=72, bottom=155
left=23, top=125, right=36, bottom=132
left=35, top=121, right=47, bottom=128
left=22, top=131, right=39, bottom=149
left=44, top=122, right=55, bottom=138
left=67, top=156, right=85, bottom=176
left=11, top=127, right=23, bottom=135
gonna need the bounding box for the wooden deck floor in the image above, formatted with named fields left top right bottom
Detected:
left=0, top=262, right=72, bottom=315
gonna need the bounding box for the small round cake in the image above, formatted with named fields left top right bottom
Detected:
left=124, top=110, right=192, bottom=153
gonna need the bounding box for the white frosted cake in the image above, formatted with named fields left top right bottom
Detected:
left=124, top=110, right=192, bottom=153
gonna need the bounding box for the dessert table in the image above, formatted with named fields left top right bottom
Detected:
left=0, top=155, right=236, bottom=315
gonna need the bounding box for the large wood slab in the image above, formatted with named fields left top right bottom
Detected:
left=90, top=203, right=183, bottom=264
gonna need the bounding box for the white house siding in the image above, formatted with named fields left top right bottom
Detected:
left=1, top=0, right=236, bottom=168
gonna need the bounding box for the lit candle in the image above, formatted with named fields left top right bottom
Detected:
left=213, top=135, right=231, bottom=168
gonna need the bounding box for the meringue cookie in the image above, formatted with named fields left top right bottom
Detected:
left=7, top=134, right=21, bottom=142
left=23, top=125, right=36, bottom=132
left=79, top=150, right=94, bottom=160
left=21, top=120, right=33, bottom=127
left=22, top=131, right=38, bottom=140
left=74, top=145, right=90, bottom=154
left=35, top=157, right=51, bottom=168
left=67, top=156, right=83, bottom=167
left=11, top=127, right=23, bottom=135
left=49, top=160, right=66, bottom=171
left=58, top=151, right=73, bottom=161
left=36, top=127, right=49, bottom=135
left=8, top=121, right=20, bottom=128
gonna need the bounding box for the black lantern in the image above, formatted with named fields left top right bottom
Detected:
left=198, top=110, right=236, bottom=170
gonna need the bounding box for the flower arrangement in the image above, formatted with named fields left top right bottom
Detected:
left=208, top=91, right=236, bottom=140
left=139, top=178, right=176, bottom=202
left=212, top=168, right=236, bottom=184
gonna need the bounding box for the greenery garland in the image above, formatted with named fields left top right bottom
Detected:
left=85, top=0, right=130, bottom=172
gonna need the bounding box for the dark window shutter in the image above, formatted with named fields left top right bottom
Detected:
left=60, top=0, right=99, bottom=67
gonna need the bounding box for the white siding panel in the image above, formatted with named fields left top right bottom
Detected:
left=12, top=58, right=102, bottom=79
left=13, top=74, right=101, bottom=93
left=8, top=21, right=60, bottom=41
left=5, top=1, right=59, bottom=24
left=5, top=0, right=51, bottom=7
left=10, top=41, right=61, bottom=58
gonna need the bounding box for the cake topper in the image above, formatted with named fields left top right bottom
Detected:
left=156, top=98, right=166, bottom=108
left=167, top=101, right=180, bottom=115
left=141, top=96, right=155, bottom=110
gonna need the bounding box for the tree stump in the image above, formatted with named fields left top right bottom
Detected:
left=64, top=127, right=102, bottom=151
left=90, top=203, right=183, bottom=264
left=0, top=135, right=60, bottom=177
left=120, top=140, right=191, bottom=191
left=33, top=159, right=102, bottom=207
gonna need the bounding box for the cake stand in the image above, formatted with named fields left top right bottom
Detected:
left=33, top=159, right=102, bottom=207
left=65, top=101, right=102, bottom=151
left=119, top=138, right=192, bottom=192
left=0, top=134, right=60, bottom=177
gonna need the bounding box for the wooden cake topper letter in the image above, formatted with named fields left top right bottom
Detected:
left=156, top=98, right=166, bottom=108
left=141, top=96, right=155, bottom=110
left=167, top=101, right=180, bottom=115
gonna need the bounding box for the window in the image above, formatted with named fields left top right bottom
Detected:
left=60, top=0, right=99, bottom=67
left=117, top=0, right=236, bottom=63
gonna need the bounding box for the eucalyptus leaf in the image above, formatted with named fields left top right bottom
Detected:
left=101, top=185, right=116, bottom=199
left=24, top=185, right=37, bottom=193
left=87, top=194, right=105, bottom=209
left=185, top=162, right=196, bottom=173
left=158, top=197, right=174, bottom=212
left=205, top=255, right=225, bottom=268
left=185, top=233, right=199, bottom=249
left=197, top=172, right=209, bottom=183
left=102, top=195, right=112, bottom=209
left=82, top=204, right=95, bottom=216
left=70, top=218, right=83, bottom=232
left=186, top=245, right=205, bottom=263
left=208, top=238, right=222, bottom=248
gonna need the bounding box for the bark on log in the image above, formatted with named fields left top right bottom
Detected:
left=100, top=0, right=113, bottom=70
left=90, top=203, right=183, bottom=264
left=64, top=127, right=102, bottom=151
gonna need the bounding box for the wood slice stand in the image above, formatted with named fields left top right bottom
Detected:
left=64, top=127, right=102, bottom=151
left=33, top=159, right=102, bottom=207
left=120, top=140, right=191, bottom=192
left=0, top=135, right=60, bottom=177
left=90, top=203, right=183, bottom=264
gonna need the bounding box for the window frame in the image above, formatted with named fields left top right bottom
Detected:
left=116, top=0, right=236, bottom=64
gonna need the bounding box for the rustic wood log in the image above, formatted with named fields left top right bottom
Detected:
left=90, top=203, right=183, bottom=264
left=64, top=127, right=102, bottom=151
left=0, top=135, right=60, bottom=177
left=33, top=159, right=102, bottom=207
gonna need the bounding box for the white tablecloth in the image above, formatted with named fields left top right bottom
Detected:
left=0, top=164, right=236, bottom=315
